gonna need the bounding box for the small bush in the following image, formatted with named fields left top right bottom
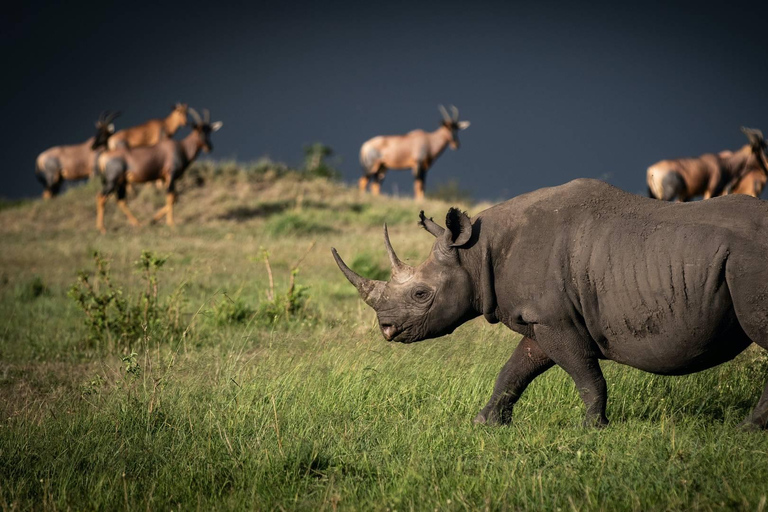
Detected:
left=68, top=250, right=185, bottom=351
left=16, top=275, right=49, bottom=301
left=302, top=143, right=341, bottom=180
left=0, top=198, right=30, bottom=212
left=212, top=295, right=255, bottom=325
left=264, top=212, right=334, bottom=237
left=360, top=207, right=413, bottom=227
left=255, top=278, right=311, bottom=325
left=350, top=253, right=390, bottom=281
left=256, top=247, right=314, bottom=325
left=427, top=179, right=473, bottom=204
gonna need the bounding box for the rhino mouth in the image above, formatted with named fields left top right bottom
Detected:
left=380, top=323, right=401, bottom=341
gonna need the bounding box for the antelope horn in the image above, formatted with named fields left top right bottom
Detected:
left=383, top=224, right=414, bottom=282
left=203, top=108, right=210, bottom=124
left=331, top=248, right=386, bottom=307
left=105, top=110, right=121, bottom=124
left=188, top=107, right=203, bottom=126
left=742, top=126, right=765, bottom=143
left=439, top=105, right=451, bottom=123
left=450, top=105, right=459, bottom=121
left=418, top=210, right=445, bottom=238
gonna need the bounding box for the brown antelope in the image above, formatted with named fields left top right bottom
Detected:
left=722, top=128, right=768, bottom=198
left=34, top=111, right=121, bottom=199
left=95, top=108, right=221, bottom=233
left=646, top=128, right=766, bottom=201
left=359, top=105, right=470, bottom=201
left=107, top=103, right=188, bottom=150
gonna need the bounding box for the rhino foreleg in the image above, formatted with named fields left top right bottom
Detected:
left=474, top=337, right=554, bottom=425
left=739, top=380, right=768, bottom=430
left=534, top=324, right=609, bottom=428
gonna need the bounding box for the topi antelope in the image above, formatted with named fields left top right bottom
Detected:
left=646, top=128, right=767, bottom=201
left=34, top=111, right=121, bottom=199
left=359, top=105, right=470, bottom=201
left=107, top=103, right=188, bottom=150
left=95, top=108, right=222, bottom=234
left=722, top=128, right=768, bottom=198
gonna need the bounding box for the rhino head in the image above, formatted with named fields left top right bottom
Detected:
left=332, top=208, right=486, bottom=343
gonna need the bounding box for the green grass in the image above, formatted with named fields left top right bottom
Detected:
left=1, top=165, right=768, bottom=510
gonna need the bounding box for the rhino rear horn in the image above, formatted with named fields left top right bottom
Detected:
left=384, top=224, right=414, bottom=283
left=331, top=248, right=386, bottom=308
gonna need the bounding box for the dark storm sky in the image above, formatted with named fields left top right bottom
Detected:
left=2, top=0, right=767, bottom=200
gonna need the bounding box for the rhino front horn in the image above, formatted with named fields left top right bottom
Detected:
left=331, top=248, right=386, bottom=308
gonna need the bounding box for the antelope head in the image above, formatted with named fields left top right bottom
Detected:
left=91, top=110, right=121, bottom=150
left=170, top=102, right=189, bottom=127
left=741, top=126, right=768, bottom=174
left=438, top=105, right=471, bottom=149
left=188, top=108, right=223, bottom=153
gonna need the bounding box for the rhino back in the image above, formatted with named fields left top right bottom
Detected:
left=474, top=179, right=768, bottom=374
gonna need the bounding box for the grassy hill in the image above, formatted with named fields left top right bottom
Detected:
left=1, top=163, right=767, bottom=510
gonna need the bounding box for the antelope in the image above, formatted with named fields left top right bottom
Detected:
left=359, top=105, right=470, bottom=201
left=722, top=128, right=768, bottom=198
left=646, top=128, right=766, bottom=201
left=107, top=103, right=188, bottom=150
left=34, top=111, right=121, bottom=199
left=95, top=108, right=222, bottom=234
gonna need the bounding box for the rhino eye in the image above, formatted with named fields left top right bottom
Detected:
left=412, top=288, right=432, bottom=302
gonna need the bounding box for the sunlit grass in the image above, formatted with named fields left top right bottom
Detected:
left=1, top=167, right=767, bottom=510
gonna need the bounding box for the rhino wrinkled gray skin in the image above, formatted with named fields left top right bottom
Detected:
left=332, top=179, right=768, bottom=429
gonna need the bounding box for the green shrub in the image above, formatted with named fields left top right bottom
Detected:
left=211, top=295, right=255, bottom=325
left=264, top=212, right=335, bottom=237
left=0, top=198, right=29, bottom=212
left=350, top=253, right=390, bottom=281
left=360, top=206, right=414, bottom=227
left=302, top=143, right=341, bottom=180
left=255, top=279, right=311, bottom=325
left=427, top=179, right=473, bottom=204
left=256, top=248, right=314, bottom=325
left=15, top=275, right=49, bottom=301
left=68, top=250, right=185, bottom=351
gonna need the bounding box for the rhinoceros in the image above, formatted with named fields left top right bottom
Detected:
left=332, top=178, right=768, bottom=429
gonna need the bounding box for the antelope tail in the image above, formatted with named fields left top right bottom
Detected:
left=359, top=145, right=380, bottom=173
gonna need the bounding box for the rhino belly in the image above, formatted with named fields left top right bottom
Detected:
left=593, top=283, right=750, bottom=375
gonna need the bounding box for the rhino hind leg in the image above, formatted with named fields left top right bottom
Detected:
left=533, top=324, right=609, bottom=428
left=725, top=254, right=768, bottom=429
left=474, top=336, right=555, bottom=425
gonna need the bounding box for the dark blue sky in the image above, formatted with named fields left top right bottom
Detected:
left=2, top=0, right=767, bottom=200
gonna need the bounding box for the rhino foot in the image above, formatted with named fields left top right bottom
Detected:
left=737, top=419, right=767, bottom=431
left=583, top=415, right=609, bottom=429
left=473, top=410, right=511, bottom=426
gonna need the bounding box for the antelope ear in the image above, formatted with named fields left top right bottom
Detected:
left=443, top=207, right=472, bottom=247
left=458, top=121, right=471, bottom=130
left=210, top=121, right=223, bottom=132
left=108, top=124, right=115, bottom=133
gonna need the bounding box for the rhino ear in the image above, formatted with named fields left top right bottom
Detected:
left=419, top=210, right=445, bottom=238
left=444, top=208, right=472, bottom=247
